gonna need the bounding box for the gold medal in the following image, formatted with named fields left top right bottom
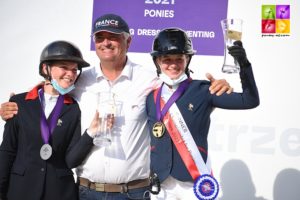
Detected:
left=152, top=122, right=165, bottom=138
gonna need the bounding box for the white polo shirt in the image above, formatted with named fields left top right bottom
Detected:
left=72, top=58, right=159, bottom=184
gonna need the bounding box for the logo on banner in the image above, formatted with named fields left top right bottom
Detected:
left=261, top=5, right=290, bottom=37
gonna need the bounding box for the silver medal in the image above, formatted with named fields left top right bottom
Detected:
left=40, top=144, right=52, bottom=160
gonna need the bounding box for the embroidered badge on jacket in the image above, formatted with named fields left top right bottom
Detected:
left=188, top=103, right=194, bottom=111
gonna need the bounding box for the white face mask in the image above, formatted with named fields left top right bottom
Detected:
left=159, top=72, right=188, bottom=86
left=51, top=79, right=75, bottom=95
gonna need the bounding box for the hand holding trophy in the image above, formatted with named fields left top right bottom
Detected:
left=221, top=18, right=243, bottom=73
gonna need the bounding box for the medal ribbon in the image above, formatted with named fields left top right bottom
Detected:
left=155, top=79, right=190, bottom=122
left=38, top=89, right=64, bottom=144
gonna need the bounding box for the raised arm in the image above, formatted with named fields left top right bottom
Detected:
left=212, top=41, right=260, bottom=109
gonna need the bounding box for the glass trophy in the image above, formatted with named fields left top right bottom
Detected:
left=221, top=18, right=243, bottom=73
left=93, top=91, right=116, bottom=147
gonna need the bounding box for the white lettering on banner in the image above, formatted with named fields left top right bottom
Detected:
left=145, top=0, right=175, bottom=5
left=129, top=29, right=135, bottom=35
left=210, top=124, right=300, bottom=157
left=137, top=29, right=161, bottom=36
left=135, top=28, right=215, bottom=38
left=186, top=30, right=215, bottom=38
left=144, top=9, right=174, bottom=18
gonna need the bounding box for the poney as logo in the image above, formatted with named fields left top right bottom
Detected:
left=261, top=5, right=290, bottom=37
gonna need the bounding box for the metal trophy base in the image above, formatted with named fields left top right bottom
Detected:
left=93, top=137, right=111, bottom=147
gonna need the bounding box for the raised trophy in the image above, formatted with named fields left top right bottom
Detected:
left=93, top=91, right=117, bottom=147
left=221, top=18, right=243, bottom=73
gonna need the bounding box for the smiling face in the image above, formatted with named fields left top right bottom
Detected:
left=156, top=54, right=189, bottom=80
left=93, top=31, right=131, bottom=66
left=43, top=61, right=79, bottom=89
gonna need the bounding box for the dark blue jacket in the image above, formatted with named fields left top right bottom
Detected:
left=146, top=66, right=259, bottom=183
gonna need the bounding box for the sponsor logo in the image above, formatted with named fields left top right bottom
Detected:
left=262, top=5, right=290, bottom=37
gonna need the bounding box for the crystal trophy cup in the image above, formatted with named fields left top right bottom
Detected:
left=221, top=19, right=243, bottom=73
left=93, top=92, right=116, bottom=147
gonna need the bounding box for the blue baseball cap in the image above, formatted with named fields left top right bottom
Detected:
left=92, top=14, right=130, bottom=35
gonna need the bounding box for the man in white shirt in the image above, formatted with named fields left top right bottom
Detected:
left=72, top=14, right=160, bottom=200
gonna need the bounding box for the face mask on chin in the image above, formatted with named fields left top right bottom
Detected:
left=51, top=79, right=75, bottom=95
left=159, top=72, right=188, bottom=87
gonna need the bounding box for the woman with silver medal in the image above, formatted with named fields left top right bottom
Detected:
left=146, top=28, right=260, bottom=200
left=0, top=41, right=92, bottom=200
